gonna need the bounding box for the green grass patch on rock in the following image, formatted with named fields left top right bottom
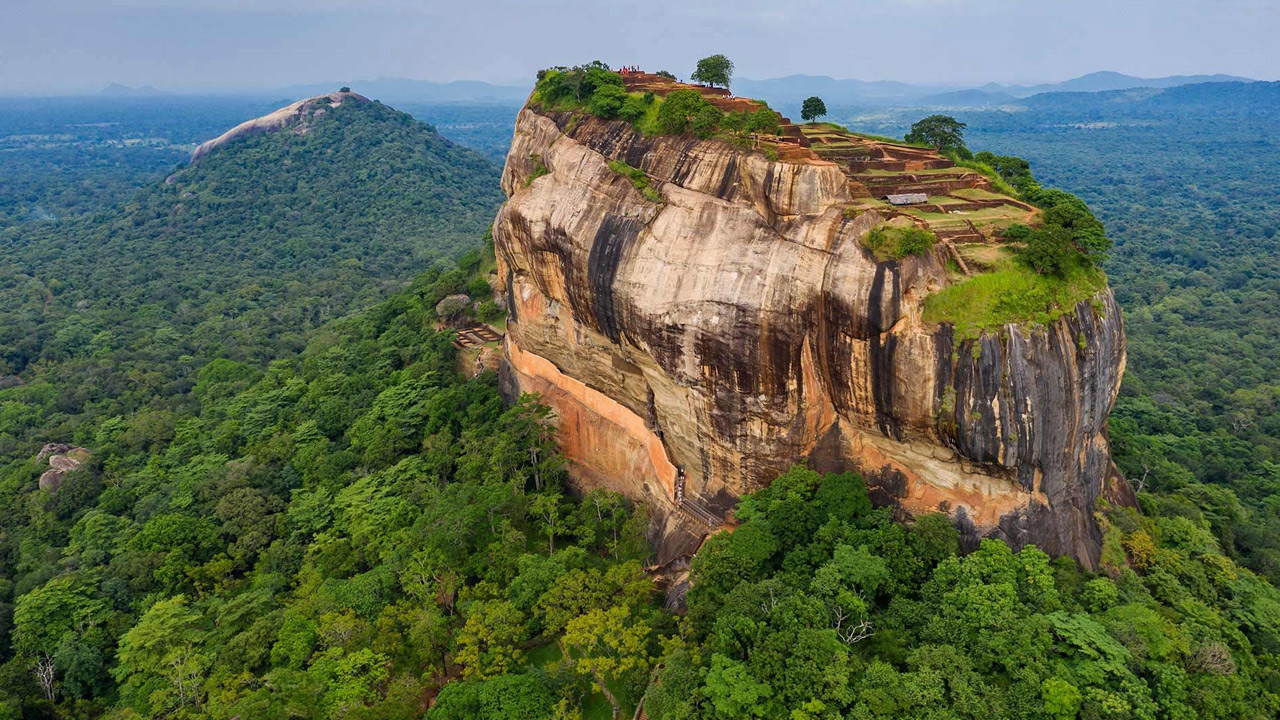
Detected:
left=952, top=187, right=1008, bottom=201
left=862, top=224, right=937, bottom=261
left=525, top=153, right=549, bottom=186
left=607, top=159, right=664, bottom=203
left=922, top=258, right=1107, bottom=339
left=950, top=157, right=1021, bottom=197
left=631, top=93, right=666, bottom=136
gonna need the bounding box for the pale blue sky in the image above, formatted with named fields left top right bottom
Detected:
left=4, top=0, right=1278, bottom=94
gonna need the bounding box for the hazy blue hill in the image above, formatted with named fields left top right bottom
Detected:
left=901, top=80, right=1280, bottom=120
left=1023, top=80, right=1280, bottom=115
left=731, top=70, right=1257, bottom=110
left=994, top=70, right=1256, bottom=96
left=1146, top=79, right=1280, bottom=112
left=915, top=88, right=1019, bottom=107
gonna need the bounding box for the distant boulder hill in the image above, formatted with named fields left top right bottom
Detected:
left=190, top=90, right=371, bottom=162
left=99, top=82, right=164, bottom=96
left=7, top=84, right=502, bottom=386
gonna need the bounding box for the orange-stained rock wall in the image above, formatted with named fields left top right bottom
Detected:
left=504, top=336, right=676, bottom=500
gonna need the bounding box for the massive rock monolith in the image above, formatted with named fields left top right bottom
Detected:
left=494, top=105, right=1130, bottom=569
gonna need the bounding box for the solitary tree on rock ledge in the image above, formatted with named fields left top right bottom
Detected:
left=905, top=114, right=968, bottom=154
left=692, top=54, right=734, bottom=89
left=801, top=96, right=828, bottom=123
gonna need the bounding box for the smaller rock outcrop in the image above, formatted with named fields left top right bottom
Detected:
left=190, top=90, right=370, bottom=162
left=36, top=443, right=90, bottom=492
left=435, top=294, right=472, bottom=321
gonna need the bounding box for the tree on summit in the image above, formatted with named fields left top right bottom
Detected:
left=801, top=96, right=828, bottom=123
left=692, top=54, right=734, bottom=89
left=905, top=114, right=968, bottom=155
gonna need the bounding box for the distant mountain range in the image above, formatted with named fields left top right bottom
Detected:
left=731, top=75, right=948, bottom=105
left=288, top=71, right=1258, bottom=110
left=912, top=89, right=1020, bottom=108
left=85, top=70, right=1258, bottom=109
left=738, top=71, right=1258, bottom=108
left=982, top=71, right=1256, bottom=97
left=1022, top=79, right=1280, bottom=115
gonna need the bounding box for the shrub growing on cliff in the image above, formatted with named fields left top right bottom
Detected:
left=617, top=93, right=651, bottom=123
left=862, top=224, right=937, bottom=261
left=719, top=107, right=781, bottom=143
left=1015, top=224, right=1077, bottom=276
left=655, top=89, right=711, bottom=134
left=691, top=105, right=724, bottom=139
left=533, top=62, right=623, bottom=108
left=525, top=153, right=548, bottom=186
left=586, top=83, right=628, bottom=118
left=974, top=151, right=1032, bottom=185
left=607, top=160, right=663, bottom=203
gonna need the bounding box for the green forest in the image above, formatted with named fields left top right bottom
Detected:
left=0, top=243, right=663, bottom=719
left=2, top=79, right=1280, bottom=720
left=6, top=241, right=1278, bottom=719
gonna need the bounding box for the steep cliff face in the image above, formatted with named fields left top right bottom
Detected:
left=494, top=106, right=1130, bottom=568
